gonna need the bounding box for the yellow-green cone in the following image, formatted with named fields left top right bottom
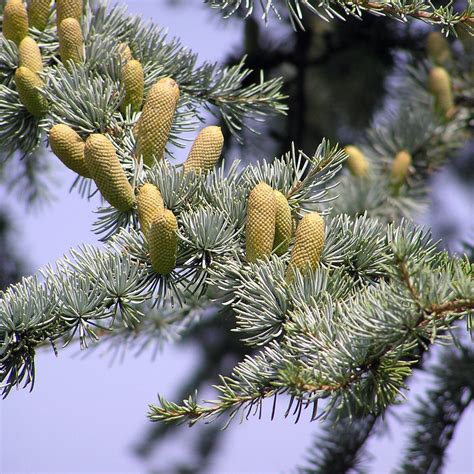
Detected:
left=28, top=0, right=51, bottom=30
left=118, top=42, right=133, bottom=62
left=427, top=67, right=454, bottom=116
left=58, top=17, right=84, bottom=68
left=120, top=59, right=144, bottom=114
left=391, top=150, right=412, bottom=185
left=148, top=209, right=178, bottom=275
left=14, top=66, right=47, bottom=117
left=56, top=0, right=82, bottom=25
left=136, top=77, right=180, bottom=167
left=137, top=183, right=164, bottom=238
left=84, top=134, right=135, bottom=212
left=344, top=145, right=369, bottom=177
left=183, top=126, right=224, bottom=174
left=3, top=0, right=29, bottom=45
left=49, top=124, right=90, bottom=177
left=18, top=36, right=43, bottom=73
left=245, top=182, right=276, bottom=263
left=426, top=31, right=451, bottom=65
left=286, top=212, right=325, bottom=281
left=273, top=190, right=292, bottom=256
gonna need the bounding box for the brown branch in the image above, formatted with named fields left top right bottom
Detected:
left=348, top=1, right=474, bottom=27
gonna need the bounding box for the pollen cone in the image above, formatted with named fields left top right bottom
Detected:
left=58, top=17, right=84, bottom=69
left=426, top=31, right=451, bottom=65
left=49, top=124, right=90, bottom=177
left=28, top=0, right=51, bottom=31
left=56, top=0, right=82, bottom=25
left=286, top=212, right=325, bottom=282
left=136, top=77, right=180, bottom=167
left=391, top=150, right=412, bottom=185
left=245, top=182, right=276, bottom=263
left=149, top=209, right=178, bottom=275
left=272, top=190, right=292, bottom=256
left=18, top=36, right=43, bottom=73
left=344, top=145, right=369, bottom=177
left=137, top=183, right=164, bottom=238
left=3, top=0, right=29, bottom=45
left=120, top=59, right=144, bottom=114
left=84, top=134, right=135, bottom=212
left=183, top=126, right=224, bottom=174
left=428, top=67, right=454, bottom=116
left=14, top=66, right=47, bottom=117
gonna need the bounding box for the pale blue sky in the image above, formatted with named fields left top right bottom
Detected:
left=1, top=1, right=473, bottom=473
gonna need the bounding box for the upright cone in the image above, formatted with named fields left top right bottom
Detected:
left=273, top=190, right=292, bottom=256
left=49, top=124, right=90, bottom=177
left=148, top=209, right=178, bottom=275
left=28, top=0, right=51, bottom=30
left=137, top=183, right=164, bottom=238
left=428, top=67, right=454, bottom=116
left=426, top=31, right=451, bottom=65
left=18, top=37, right=43, bottom=73
left=120, top=59, right=144, bottom=114
left=56, top=0, right=82, bottom=25
left=3, top=0, right=29, bottom=45
left=391, top=150, right=412, bottom=185
left=183, top=126, right=224, bottom=174
left=136, top=77, right=180, bottom=167
left=344, top=145, right=369, bottom=177
left=15, top=66, right=47, bottom=117
left=58, top=17, right=84, bottom=68
left=84, top=134, right=135, bottom=212
left=286, top=212, right=325, bottom=281
left=245, top=182, right=276, bottom=263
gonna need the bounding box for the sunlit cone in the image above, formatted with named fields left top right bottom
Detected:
left=14, top=66, right=47, bottom=117
left=391, top=150, right=412, bottom=185
left=118, top=42, right=133, bottom=62
left=49, top=124, right=90, bottom=177
left=273, top=190, right=292, bottom=256
left=286, top=212, right=325, bottom=282
left=183, top=126, right=224, bottom=174
left=426, top=31, right=451, bottom=65
left=58, top=17, right=84, bottom=68
left=137, top=183, right=164, bottom=238
left=344, top=145, right=369, bottom=177
left=245, top=182, right=276, bottom=263
left=56, top=0, right=82, bottom=25
left=28, top=0, right=51, bottom=30
left=84, top=134, right=135, bottom=212
left=427, top=67, right=454, bottom=116
left=18, top=36, right=43, bottom=73
left=120, top=59, right=144, bottom=115
left=136, top=77, right=180, bottom=167
left=148, top=209, right=178, bottom=275
left=3, top=0, right=29, bottom=45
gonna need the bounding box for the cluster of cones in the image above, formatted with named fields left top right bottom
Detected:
left=341, top=31, right=470, bottom=185
left=344, top=145, right=412, bottom=188
left=3, top=0, right=327, bottom=280
left=47, top=77, right=224, bottom=275
left=246, top=182, right=325, bottom=282
left=3, top=1, right=226, bottom=275
left=2, top=0, right=87, bottom=116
